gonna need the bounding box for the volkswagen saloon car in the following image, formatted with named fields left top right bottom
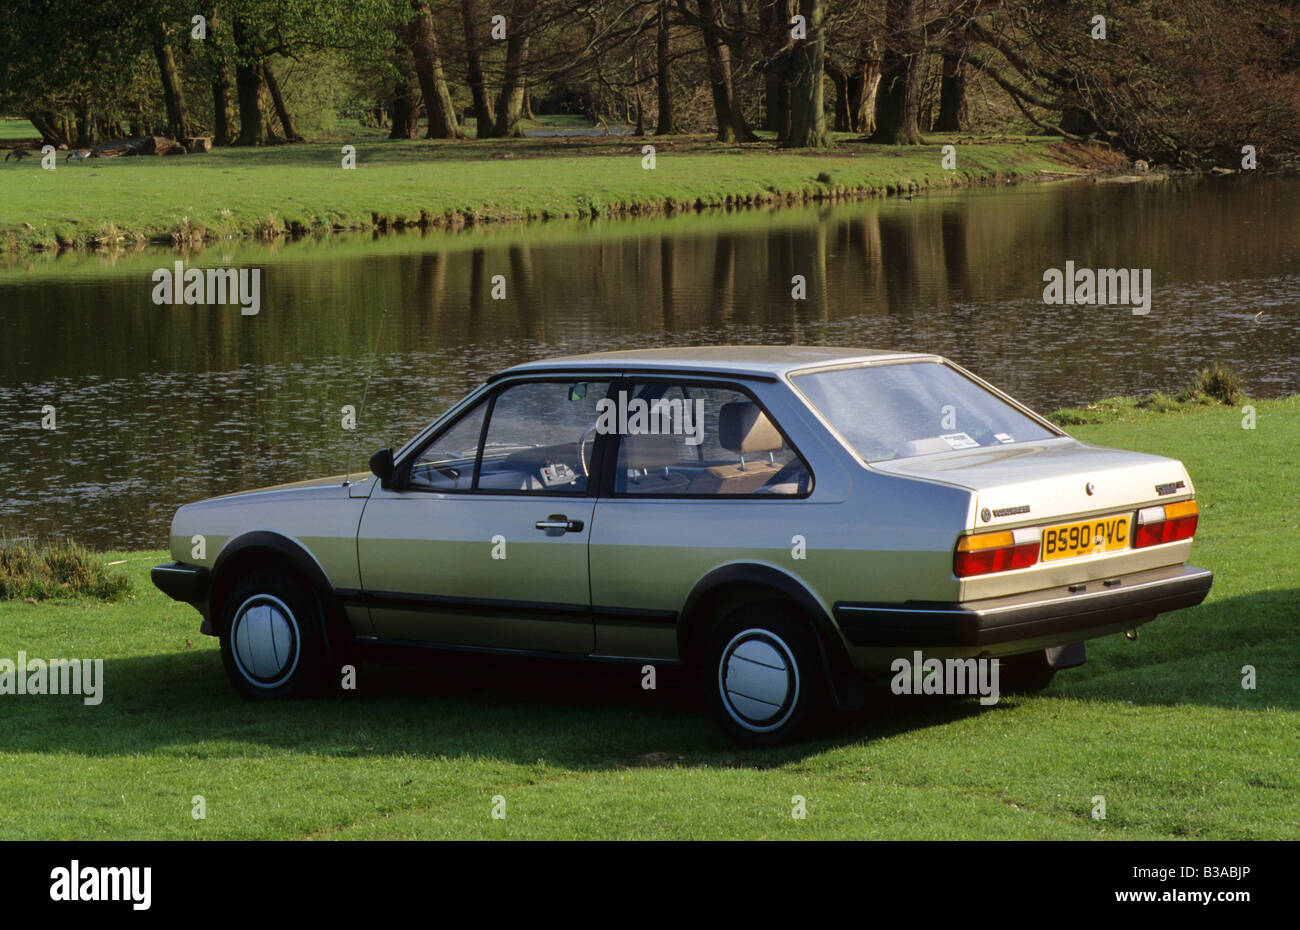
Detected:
left=153, top=347, right=1213, bottom=745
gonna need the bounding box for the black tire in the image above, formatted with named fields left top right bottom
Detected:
left=998, top=650, right=1057, bottom=694
left=704, top=601, right=826, bottom=747
left=219, top=569, right=328, bottom=699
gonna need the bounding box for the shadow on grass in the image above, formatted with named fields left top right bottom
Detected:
left=1, top=590, right=1291, bottom=767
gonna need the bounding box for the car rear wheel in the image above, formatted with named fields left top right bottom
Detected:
left=219, top=570, right=327, bottom=699
left=998, top=650, right=1057, bottom=694
left=705, top=602, right=824, bottom=746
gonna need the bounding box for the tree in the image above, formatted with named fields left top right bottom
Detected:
left=491, top=0, right=533, bottom=138
left=654, top=0, right=676, bottom=133
left=407, top=0, right=462, bottom=138
left=783, top=0, right=827, bottom=147
left=460, top=0, right=496, bottom=135
left=233, top=17, right=268, bottom=144
left=150, top=18, right=189, bottom=138
left=695, top=0, right=758, bottom=142
left=869, top=0, right=922, bottom=144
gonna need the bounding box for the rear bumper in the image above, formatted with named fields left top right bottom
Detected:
left=834, top=564, right=1213, bottom=649
left=151, top=562, right=209, bottom=604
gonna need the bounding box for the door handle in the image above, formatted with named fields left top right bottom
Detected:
left=535, top=515, right=584, bottom=534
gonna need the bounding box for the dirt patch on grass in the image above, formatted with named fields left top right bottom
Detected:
left=1049, top=140, right=1131, bottom=171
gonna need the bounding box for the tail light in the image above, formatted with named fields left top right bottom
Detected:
left=955, top=528, right=1041, bottom=577
left=1134, top=500, right=1199, bottom=548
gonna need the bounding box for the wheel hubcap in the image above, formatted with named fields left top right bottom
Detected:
left=231, top=594, right=300, bottom=688
left=718, top=629, right=799, bottom=732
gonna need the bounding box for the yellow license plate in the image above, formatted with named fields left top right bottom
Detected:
left=1042, top=514, right=1132, bottom=561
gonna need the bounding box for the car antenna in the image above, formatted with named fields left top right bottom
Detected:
left=343, top=308, right=389, bottom=487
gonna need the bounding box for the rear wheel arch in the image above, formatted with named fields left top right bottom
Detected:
left=677, top=564, right=855, bottom=704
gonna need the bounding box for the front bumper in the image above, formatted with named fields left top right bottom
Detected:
left=151, top=562, right=209, bottom=604
left=834, top=563, right=1213, bottom=648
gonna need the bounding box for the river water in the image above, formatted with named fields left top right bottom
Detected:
left=1, top=174, right=1296, bottom=549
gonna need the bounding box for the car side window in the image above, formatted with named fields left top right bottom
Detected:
left=407, top=400, right=487, bottom=491
left=613, top=382, right=812, bottom=496
left=476, top=380, right=612, bottom=494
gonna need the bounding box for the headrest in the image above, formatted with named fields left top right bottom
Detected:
left=719, top=402, right=782, bottom=454
left=623, top=432, right=681, bottom=468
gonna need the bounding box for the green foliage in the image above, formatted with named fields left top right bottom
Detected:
left=1180, top=362, right=1245, bottom=406
left=0, top=538, right=129, bottom=601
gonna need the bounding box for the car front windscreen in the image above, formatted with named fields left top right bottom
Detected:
left=790, top=361, right=1057, bottom=463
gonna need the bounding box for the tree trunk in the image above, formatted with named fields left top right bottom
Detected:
left=151, top=21, right=188, bottom=139
left=389, top=71, right=419, bottom=139
left=869, top=0, right=922, bottom=144
left=233, top=20, right=266, bottom=145
left=783, top=0, right=828, bottom=148
left=460, top=0, right=495, bottom=136
left=25, top=111, right=69, bottom=147
left=74, top=101, right=95, bottom=148
left=856, top=40, right=881, bottom=135
left=845, top=71, right=862, bottom=132
left=491, top=3, right=530, bottom=139
left=760, top=0, right=792, bottom=135
left=698, top=0, right=757, bottom=142
left=654, top=0, right=675, bottom=134
left=408, top=0, right=463, bottom=139
left=830, top=66, right=849, bottom=133
left=263, top=59, right=304, bottom=142
left=933, top=51, right=967, bottom=131
left=212, top=59, right=236, bottom=145
left=204, top=7, right=237, bottom=145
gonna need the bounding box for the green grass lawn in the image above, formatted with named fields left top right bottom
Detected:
left=1, top=396, right=1295, bottom=839
left=0, top=133, right=1079, bottom=253
left=0, top=118, right=38, bottom=140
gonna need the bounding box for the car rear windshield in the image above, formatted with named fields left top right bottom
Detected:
left=790, top=361, right=1057, bottom=463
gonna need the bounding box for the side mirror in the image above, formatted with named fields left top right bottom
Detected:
left=369, top=447, right=395, bottom=487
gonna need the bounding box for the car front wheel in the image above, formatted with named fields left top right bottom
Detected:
left=219, top=570, right=327, bottom=699
left=705, top=603, right=824, bottom=746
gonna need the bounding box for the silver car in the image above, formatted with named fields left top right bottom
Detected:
left=152, top=347, right=1213, bottom=745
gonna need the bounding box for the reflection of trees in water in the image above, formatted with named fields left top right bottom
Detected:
left=508, top=244, right=542, bottom=340
left=412, top=252, right=446, bottom=345
left=879, top=212, right=921, bottom=349
left=660, top=238, right=675, bottom=331
left=467, top=247, right=489, bottom=343
left=708, top=236, right=735, bottom=328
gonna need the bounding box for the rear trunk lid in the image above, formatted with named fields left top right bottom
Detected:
left=871, top=437, right=1191, bottom=526
left=872, top=437, right=1197, bottom=599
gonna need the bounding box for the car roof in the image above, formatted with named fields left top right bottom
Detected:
left=490, top=346, right=936, bottom=382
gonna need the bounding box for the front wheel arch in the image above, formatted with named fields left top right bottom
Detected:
left=209, top=533, right=354, bottom=673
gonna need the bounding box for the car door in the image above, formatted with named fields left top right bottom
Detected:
left=356, top=377, right=611, bottom=653
left=588, top=379, right=815, bottom=661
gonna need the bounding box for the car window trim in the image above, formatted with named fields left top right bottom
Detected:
left=398, top=375, right=616, bottom=498
left=602, top=375, right=815, bottom=501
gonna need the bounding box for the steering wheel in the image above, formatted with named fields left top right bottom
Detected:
left=577, top=425, right=599, bottom=479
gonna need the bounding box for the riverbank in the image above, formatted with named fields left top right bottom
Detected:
left=0, top=133, right=1115, bottom=254
left=0, top=395, right=1294, bottom=838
